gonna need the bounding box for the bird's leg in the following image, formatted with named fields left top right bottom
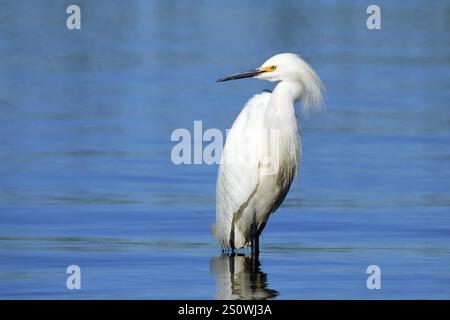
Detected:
left=251, top=233, right=259, bottom=257
left=250, top=213, right=259, bottom=257
left=228, top=253, right=235, bottom=274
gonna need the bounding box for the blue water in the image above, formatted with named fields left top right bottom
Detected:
left=0, top=0, right=449, bottom=299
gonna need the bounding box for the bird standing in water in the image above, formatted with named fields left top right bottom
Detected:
left=214, top=53, right=324, bottom=256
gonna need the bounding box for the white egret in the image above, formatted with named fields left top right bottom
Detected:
left=214, top=53, right=324, bottom=256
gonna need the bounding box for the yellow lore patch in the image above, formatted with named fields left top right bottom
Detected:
left=259, top=65, right=277, bottom=72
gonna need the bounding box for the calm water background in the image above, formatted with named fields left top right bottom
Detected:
left=0, top=0, right=449, bottom=299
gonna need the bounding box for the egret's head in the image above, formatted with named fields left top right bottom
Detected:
left=218, top=53, right=324, bottom=112
left=256, top=53, right=306, bottom=82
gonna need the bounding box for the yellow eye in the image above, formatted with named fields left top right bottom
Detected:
left=269, top=66, right=277, bottom=71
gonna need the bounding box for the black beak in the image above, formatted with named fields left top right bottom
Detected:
left=217, top=68, right=263, bottom=82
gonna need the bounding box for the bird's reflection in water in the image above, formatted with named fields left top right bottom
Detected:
left=210, top=253, right=278, bottom=300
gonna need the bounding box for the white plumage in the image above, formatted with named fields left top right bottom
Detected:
left=214, top=53, right=324, bottom=254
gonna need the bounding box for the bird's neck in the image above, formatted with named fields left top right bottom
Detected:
left=265, top=81, right=301, bottom=126
left=273, top=81, right=302, bottom=102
